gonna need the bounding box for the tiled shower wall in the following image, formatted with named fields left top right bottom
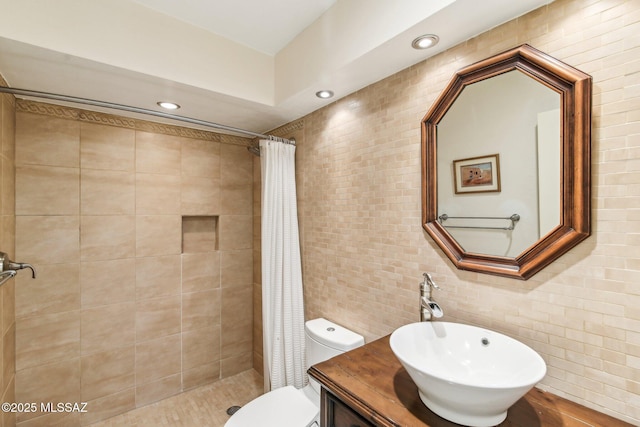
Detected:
left=13, top=101, right=253, bottom=426
left=294, top=0, right=640, bottom=424
left=0, top=78, right=16, bottom=427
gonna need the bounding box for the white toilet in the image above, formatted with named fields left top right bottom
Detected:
left=224, top=318, right=365, bottom=427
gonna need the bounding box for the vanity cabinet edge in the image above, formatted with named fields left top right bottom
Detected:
left=309, top=365, right=393, bottom=427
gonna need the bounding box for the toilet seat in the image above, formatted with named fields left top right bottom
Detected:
left=224, top=385, right=319, bottom=427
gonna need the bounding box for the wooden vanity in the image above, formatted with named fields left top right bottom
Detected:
left=308, top=335, right=634, bottom=427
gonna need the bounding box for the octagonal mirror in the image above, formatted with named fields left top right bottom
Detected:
left=422, top=44, right=591, bottom=280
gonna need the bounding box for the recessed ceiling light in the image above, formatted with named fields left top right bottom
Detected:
left=157, top=101, right=180, bottom=110
left=316, top=90, right=334, bottom=99
left=411, top=34, right=439, bottom=50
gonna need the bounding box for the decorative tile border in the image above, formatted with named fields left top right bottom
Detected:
left=77, top=110, right=136, bottom=129
left=16, top=99, right=253, bottom=147
left=0, top=76, right=16, bottom=107
left=17, top=99, right=78, bottom=121
left=269, top=119, right=304, bottom=139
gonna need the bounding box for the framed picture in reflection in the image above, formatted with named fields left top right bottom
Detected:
left=453, top=154, right=500, bottom=194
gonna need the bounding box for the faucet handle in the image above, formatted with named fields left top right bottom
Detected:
left=0, top=252, right=37, bottom=279
left=422, top=272, right=440, bottom=290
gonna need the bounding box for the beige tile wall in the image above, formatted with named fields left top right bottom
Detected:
left=0, top=77, right=17, bottom=427
left=284, top=0, right=639, bottom=424
left=13, top=102, right=254, bottom=426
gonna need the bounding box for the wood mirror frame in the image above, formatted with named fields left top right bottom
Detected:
left=422, top=44, right=592, bottom=280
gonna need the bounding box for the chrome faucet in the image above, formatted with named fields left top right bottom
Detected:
left=420, top=273, right=443, bottom=321
left=0, top=252, right=36, bottom=283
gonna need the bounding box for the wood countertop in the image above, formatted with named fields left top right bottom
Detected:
left=308, top=335, right=633, bottom=427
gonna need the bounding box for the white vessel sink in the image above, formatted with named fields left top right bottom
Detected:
left=390, top=322, right=546, bottom=427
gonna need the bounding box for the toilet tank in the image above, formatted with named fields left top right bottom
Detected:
left=305, top=318, right=364, bottom=396
left=305, top=318, right=364, bottom=369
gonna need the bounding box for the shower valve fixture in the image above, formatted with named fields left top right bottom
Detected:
left=0, top=252, right=36, bottom=286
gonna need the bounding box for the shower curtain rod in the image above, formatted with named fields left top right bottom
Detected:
left=0, top=86, right=295, bottom=145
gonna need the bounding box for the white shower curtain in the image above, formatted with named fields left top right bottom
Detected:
left=260, top=139, right=306, bottom=392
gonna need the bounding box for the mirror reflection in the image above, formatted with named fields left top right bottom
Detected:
left=437, top=70, right=560, bottom=257
left=422, top=44, right=591, bottom=280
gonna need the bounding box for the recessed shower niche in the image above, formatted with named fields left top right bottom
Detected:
left=182, top=216, right=219, bottom=253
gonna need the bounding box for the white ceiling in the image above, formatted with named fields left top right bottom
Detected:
left=130, top=0, right=338, bottom=55
left=0, top=0, right=553, bottom=137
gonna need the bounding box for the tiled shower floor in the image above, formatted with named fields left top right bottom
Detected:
left=90, top=370, right=263, bottom=427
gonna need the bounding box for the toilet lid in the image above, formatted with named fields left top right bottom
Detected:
left=224, top=385, right=318, bottom=427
